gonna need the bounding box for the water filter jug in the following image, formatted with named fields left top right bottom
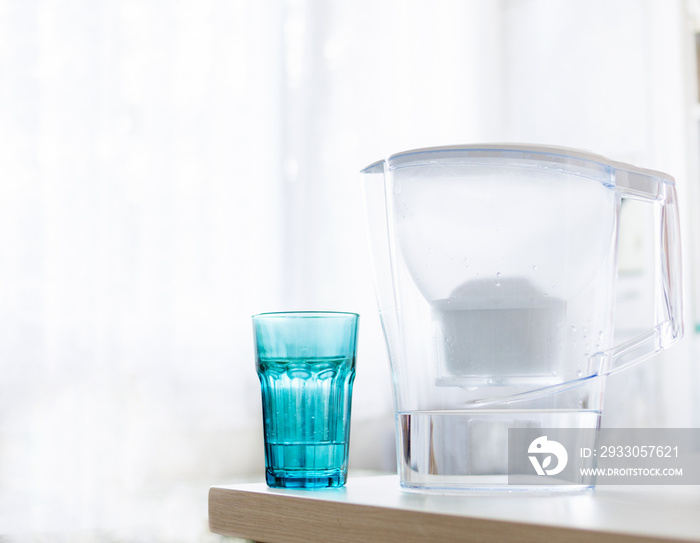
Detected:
left=362, top=144, right=683, bottom=491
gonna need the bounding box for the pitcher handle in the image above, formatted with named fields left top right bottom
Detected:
left=595, top=169, right=684, bottom=375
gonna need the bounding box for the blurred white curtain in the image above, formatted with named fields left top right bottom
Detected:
left=0, top=0, right=290, bottom=538
left=0, top=0, right=695, bottom=540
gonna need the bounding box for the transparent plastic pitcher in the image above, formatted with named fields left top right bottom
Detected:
left=361, top=144, right=683, bottom=492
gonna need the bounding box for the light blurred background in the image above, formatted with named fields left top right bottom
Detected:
left=1, top=0, right=700, bottom=541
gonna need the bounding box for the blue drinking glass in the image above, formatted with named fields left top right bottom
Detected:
left=252, top=311, right=359, bottom=489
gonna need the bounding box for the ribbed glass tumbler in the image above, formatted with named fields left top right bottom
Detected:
left=252, top=311, right=359, bottom=489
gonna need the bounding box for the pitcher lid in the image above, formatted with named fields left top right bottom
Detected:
left=361, top=143, right=675, bottom=184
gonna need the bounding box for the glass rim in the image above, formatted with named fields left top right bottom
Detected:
left=252, top=311, right=359, bottom=320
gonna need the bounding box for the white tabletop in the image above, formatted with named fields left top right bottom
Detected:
left=209, top=474, right=700, bottom=542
